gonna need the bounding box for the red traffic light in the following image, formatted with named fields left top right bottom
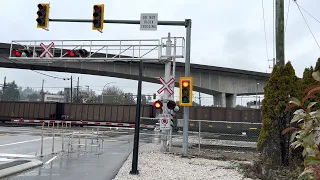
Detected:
left=154, top=100, right=163, bottom=109
left=94, top=5, right=100, bottom=11
left=12, top=50, right=21, bottom=57
left=182, top=80, right=189, bottom=88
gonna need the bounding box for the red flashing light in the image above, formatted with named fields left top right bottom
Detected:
left=12, top=50, right=21, bottom=57
left=154, top=100, right=162, bottom=109
left=67, top=50, right=75, bottom=57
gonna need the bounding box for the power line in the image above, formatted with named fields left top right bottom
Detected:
left=294, top=1, right=320, bottom=51
left=293, top=0, right=320, bottom=25
left=261, top=0, right=269, bottom=61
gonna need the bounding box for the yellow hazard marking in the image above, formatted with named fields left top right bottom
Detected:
left=227, top=126, right=232, bottom=129
left=190, top=123, right=194, bottom=127
left=209, top=125, right=213, bottom=128
left=249, top=128, right=257, bottom=130
left=0, top=133, right=6, bottom=136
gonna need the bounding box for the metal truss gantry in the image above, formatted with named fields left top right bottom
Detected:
left=9, top=38, right=185, bottom=63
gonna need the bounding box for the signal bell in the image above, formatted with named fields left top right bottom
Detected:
left=153, top=100, right=162, bottom=109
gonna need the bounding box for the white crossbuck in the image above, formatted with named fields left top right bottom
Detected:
left=40, top=42, right=55, bottom=58
left=157, top=77, right=175, bottom=95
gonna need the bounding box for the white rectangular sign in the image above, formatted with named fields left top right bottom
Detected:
left=159, top=113, right=171, bottom=130
left=140, top=13, right=158, bottom=31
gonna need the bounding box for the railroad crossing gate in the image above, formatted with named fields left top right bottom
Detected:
left=159, top=114, right=171, bottom=130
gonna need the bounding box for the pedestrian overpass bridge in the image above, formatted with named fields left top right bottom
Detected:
left=0, top=42, right=270, bottom=107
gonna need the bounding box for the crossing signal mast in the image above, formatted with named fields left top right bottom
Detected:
left=179, top=77, right=193, bottom=106
left=92, top=4, right=104, bottom=33
left=36, top=3, right=50, bottom=30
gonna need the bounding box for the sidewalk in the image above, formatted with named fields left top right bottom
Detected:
left=113, top=143, right=255, bottom=180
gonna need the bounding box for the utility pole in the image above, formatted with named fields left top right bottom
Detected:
left=77, top=77, right=79, bottom=102
left=41, top=79, right=44, bottom=102
left=275, top=0, right=285, bottom=66
left=1, top=77, right=6, bottom=101
left=70, top=76, right=73, bottom=103
left=198, top=92, right=201, bottom=106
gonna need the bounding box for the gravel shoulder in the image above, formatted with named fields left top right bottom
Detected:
left=113, top=143, right=255, bottom=180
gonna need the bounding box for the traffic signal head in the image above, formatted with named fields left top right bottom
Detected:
left=36, top=3, right=50, bottom=29
left=153, top=93, right=156, bottom=99
left=92, top=4, right=104, bottom=31
left=153, top=100, right=162, bottom=109
left=179, top=77, right=193, bottom=106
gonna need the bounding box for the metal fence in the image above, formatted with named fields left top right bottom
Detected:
left=37, top=122, right=133, bottom=157
left=151, top=119, right=260, bottom=157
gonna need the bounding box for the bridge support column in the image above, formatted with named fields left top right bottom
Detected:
left=226, top=94, right=237, bottom=108
left=214, top=93, right=226, bottom=107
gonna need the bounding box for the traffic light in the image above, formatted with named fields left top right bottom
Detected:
left=153, top=93, right=156, bottom=99
left=36, top=3, right=50, bottom=29
left=167, top=100, right=176, bottom=110
left=179, top=76, right=193, bottom=106
left=153, top=100, right=162, bottom=109
left=92, top=4, right=104, bottom=31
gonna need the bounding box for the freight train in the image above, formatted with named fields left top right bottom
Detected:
left=0, top=101, right=262, bottom=136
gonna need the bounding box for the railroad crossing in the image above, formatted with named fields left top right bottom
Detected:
left=8, top=2, right=193, bottom=175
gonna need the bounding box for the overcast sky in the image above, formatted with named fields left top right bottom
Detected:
left=1, top=0, right=320, bottom=106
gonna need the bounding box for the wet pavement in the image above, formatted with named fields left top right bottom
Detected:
left=0, top=125, right=157, bottom=180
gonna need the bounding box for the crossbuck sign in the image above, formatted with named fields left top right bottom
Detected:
left=40, top=42, right=54, bottom=58
left=157, top=77, right=174, bottom=95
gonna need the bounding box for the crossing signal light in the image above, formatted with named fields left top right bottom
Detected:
left=36, top=3, right=50, bottom=29
left=66, top=50, right=75, bottom=57
left=66, top=49, right=88, bottom=57
left=12, top=50, right=21, bottom=57
left=154, top=100, right=162, bottom=109
left=179, top=77, right=193, bottom=106
left=78, top=49, right=88, bottom=57
left=167, top=100, right=176, bottom=110
left=92, top=4, right=104, bottom=31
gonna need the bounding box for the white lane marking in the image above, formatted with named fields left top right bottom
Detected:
left=0, top=158, right=12, bottom=162
left=45, top=155, right=57, bottom=164
left=0, top=153, right=36, bottom=158
left=0, top=137, right=52, bottom=147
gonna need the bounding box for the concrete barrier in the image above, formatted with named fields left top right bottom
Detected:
left=0, top=159, right=43, bottom=179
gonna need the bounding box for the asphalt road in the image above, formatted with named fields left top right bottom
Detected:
left=0, top=125, right=154, bottom=180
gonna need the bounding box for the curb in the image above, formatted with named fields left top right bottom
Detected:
left=0, top=159, right=43, bottom=179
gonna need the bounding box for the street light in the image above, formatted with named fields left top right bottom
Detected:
left=101, top=82, right=116, bottom=103
left=256, top=83, right=259, bottom=109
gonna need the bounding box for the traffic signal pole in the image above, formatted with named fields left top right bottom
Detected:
left=183, top=19, right=192, bottom=157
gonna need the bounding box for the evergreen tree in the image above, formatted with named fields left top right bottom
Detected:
left=257, top=61, right=299, bottom=165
